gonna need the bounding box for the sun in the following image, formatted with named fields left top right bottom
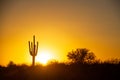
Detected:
left=36, top=50, right=52, bottom=65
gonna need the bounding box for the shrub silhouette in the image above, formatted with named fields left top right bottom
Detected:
left=0, top=60, right=120, bottom=80
left=7, top=61, right=16, bottom=67
left=67, top=48, right=96, bottom=63
left=104, top=58, right=120, bottom=64
left=0, top=47, right=120, bottom=80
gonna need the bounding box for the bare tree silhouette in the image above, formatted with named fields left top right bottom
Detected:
left=28, top=35, right=38, bottom=66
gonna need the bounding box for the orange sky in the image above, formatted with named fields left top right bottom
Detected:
left=0, top=0, right=120, bottom=66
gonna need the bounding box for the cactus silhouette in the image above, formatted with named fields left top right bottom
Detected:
left=28, top=35, right=38, bottom=66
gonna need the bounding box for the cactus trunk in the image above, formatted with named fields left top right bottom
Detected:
left=28, top=35, right=38, bottom=66
left=32, top=55, right=35, bottom=66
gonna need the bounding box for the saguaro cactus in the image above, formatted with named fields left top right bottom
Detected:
left=28, top=35, right=38, bottom=66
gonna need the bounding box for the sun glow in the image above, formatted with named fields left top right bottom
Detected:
left=36, top=50, right=53, bottom=65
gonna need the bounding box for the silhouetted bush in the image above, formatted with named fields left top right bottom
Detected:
left=0, top=60, right=120, bottom=80
left=0, top=48, right=120, bottom=80
left=103, top=58, right=120, bottom=64
left=67, top=48, right=96, bottom=64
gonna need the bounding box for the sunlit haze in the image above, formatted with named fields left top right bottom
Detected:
left=0, top=0, right=120, bottom=66
left=36, top=49, right=53, bottom=65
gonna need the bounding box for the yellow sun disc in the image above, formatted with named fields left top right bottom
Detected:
left=36, top=50, right=52, bottom=65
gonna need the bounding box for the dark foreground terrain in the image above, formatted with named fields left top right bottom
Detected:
left=0, top=62, right=120, bottom=80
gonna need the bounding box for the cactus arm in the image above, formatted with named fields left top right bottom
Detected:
left=28, top=41, right=32, bottom=55
left=36, top=42, right=39, bottom=55
left=35, top=42, right=38, bottom=56
left=28, top=41, right=31, bottom=51
left=36, top=41, right=38, bottom=53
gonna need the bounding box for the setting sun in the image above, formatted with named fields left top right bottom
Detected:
left=36, top=50, right=53, bottom=65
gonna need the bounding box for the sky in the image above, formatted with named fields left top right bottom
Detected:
left=0, top=0, right=120, bottom=66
